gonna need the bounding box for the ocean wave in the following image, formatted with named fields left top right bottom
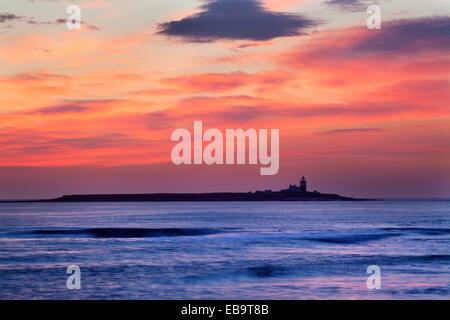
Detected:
left=298, top=232, right=400, bottom=244
left=20, top=227, right=228, bottom=238
left=246, top=264, right=289, bottom=278
left=379, top=227, right=450, bottom=235
left=403, top=254, right=450, bottom=263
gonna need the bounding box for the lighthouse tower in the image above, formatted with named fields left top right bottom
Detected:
left=300, top=176, right=307, bottom=193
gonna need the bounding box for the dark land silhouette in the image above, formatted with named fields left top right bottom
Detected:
left=9, top=177, right=372, bottom=202
left=47, top=191, right=363, bottom=202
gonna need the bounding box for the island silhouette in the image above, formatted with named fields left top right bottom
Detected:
left=34, top=177, right=371, bottom=202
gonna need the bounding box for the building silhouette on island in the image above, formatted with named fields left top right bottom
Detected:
left=264, top=176, right=309, bottom=194
left=285, top=176, right=308, bottom=193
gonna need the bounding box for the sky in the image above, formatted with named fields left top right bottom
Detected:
left=0, top=0, right=449, bottom=199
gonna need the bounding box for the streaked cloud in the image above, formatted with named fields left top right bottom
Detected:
left=27, top=18, right=100, bottom=31
left=324, top=0, right=372, bottom=12
left=162, top=71, right=292, bottom=93
left=32, top=104, right=90, bottom=114
left=0, top=13, right=22, bottom=23
left=318, top=128, right=384, bottom=135
left=349, top=17, right=450, bottom=56
left=0, top=10, right=99, bottom=30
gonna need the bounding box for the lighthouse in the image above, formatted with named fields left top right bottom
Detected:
left=300, top=176, right=307, bottom=192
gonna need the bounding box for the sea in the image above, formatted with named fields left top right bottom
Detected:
left=0, top=200, right=448, bottom=299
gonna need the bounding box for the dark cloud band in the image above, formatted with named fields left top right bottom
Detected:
left=158, top=0, right=317, bottom=42
left=0, top=13, right=23, bottom=23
